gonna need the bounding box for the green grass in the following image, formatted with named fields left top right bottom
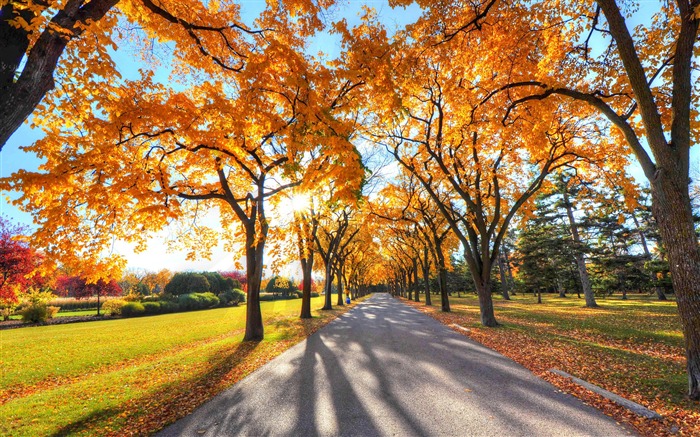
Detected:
left=0, top=296, right=354, bottom=436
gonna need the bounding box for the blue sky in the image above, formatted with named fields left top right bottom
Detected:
left=0, top=0, right=422, bottom=272
left=1, top=0, right=695, bottom=272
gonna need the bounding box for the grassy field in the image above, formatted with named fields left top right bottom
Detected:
left=0, top=296, right=362, bottom=436
left=403, top=293, right=698, bottom=436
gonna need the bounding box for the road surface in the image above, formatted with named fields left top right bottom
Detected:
left=158, top=293, right=632, bottom=436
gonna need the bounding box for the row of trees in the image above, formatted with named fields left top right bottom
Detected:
left=2, top=1, right=700, bottom=398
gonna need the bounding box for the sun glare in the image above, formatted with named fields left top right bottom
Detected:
left=277, top=192, right=311, bottom=218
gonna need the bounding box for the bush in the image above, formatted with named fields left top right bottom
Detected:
left=295, top=291, right=303, bottom=298
left=259, top=293, right=276, bottom=301
left=20, top=305, right=48, bottom=323
left=178, top=293, right=199, bottom=311
left=159, top=301, right=179, bottom=313
left=142, top=301, right=161, bottom=315
left=121, top=302, right=145, bottom=317
left=142, top=295, right=162, bottom=303
left=20, top=304, right=59, bottom=323
left=311, top=292, right=320, bottom=298
left=165, top=273, right=210, bottom=296
left=0, top=302, right=18, bottom=321
left=219, top=288, right=246, bottom=306
left=177, top=293, right=219, bottom=311
left=232, top=288, right=245, bottom=303
left=199, top=292, right=219, bottom=308
left=102, top=299, right=127, bottom=316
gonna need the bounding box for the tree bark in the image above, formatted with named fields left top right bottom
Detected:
left=422, top=245, right=432, bottom=306
left=497, top=253, right=511, bottom=300
left=0, top=0, right=120, bottom=151
left=299, top=256, right=313, bottom=319
left=651, top=172, right=700, bottom=399
left=413, top=257, right=420, bottom=302
left=474, top=271, right=499, bottom=327
left=322, top=261, right=333, bottom=310
left=244, top=227, right=264, bottom=341
left=563, top=190, right=598, bottom=307
left=336, top=263, right=344, bottom=306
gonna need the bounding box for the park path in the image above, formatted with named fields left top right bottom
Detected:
left=158, top=293, right=633, bottom=437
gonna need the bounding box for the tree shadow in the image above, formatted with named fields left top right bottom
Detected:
left=49, top=340, right=260, bottom=437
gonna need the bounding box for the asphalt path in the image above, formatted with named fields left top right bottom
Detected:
left=158, top=293, right=633, bottom=436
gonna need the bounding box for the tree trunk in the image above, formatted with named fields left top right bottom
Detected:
left=656, top=287, right=668, bottom=301
left=244, top=231, right=264, bottom=341
left=437, top=266, right=449, bottom=312
left=498, top=253, right=511, bottom=300
left=537, top=289, right=542, bottom=304
left=422, top=245, right=432, bottom=306
left=563, top=190, right=598, bottom=307
left=0, top=0, right=120, bottom=151
left=475, top=275, right=499, bottom=327
left=651, top=174, right=700, bottom=400
left=336, top=265, right=344, bottom=306
left=299, top=256, right=313, bottom=319
left=97, top=293, right=101, bottom=316
left=322, top=261, right=333, bottom=310
left=504, top=250, right=516, bottom=295
left=413, top=257, right=420, bottom=302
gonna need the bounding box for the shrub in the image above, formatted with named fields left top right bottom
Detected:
left=177, top=293, right=219, bottom=311
left=311, top=292, right=320, bottom=298
left=122, top=292, right=143, bottom=302
left=232, top=288, right=245, bottom=304
left=19, top=289, right=58, bottom=323
left=20, top=303, right=59, bottom=323
left=295, top=291, right=303, bottom=298
left=159, top=301, right=179, bottom=313
left=199, top=292, right=220, bottom=308
left=165, top=273, right=210, bottom=296
left=259, top=293, right=276, bottom=301
left=0, top=302, right=18, bottom=321
left=142, top=301, right=161, bottom=315
left=121, top=302, right=145, bottom=317
left=177, top=293, right=199, bottom=311
left=142, top=295, right=162, bottom=303
left=102, top=299, right=127, bottom=316
left=218, top=288, right=246, bottom=306
left=20, top=304, right=49, bottom=323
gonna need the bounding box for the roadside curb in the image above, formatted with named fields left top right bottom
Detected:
left=550, top=368, right=663, bottom=420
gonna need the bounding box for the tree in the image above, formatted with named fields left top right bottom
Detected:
left=164, top=273, right=210, bottom=296
left=0, top=0, right=333, bottom=151
left=55, top=275, right=122, bottom=315
left=2, top=10, right=365, bottom=341
left=0, top=215, right=44, bottom=303
left=362, top=20, right=613, bottom=326
left=265, top=276, right=296, bottom=297
left=454, top=0, right=700, bottom=398
left=142, top=269, right=174, bottom=295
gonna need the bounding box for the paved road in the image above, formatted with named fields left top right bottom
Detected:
left=158, top=293, right=633, bottom=436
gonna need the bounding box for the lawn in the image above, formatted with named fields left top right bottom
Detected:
left=0, top=296, right=363, bottom=436
left=403, top=293, right=698, bottom=436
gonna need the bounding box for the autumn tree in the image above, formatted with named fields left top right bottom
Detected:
left=0, top=0, right=338, bottom=151
left=55, top=275, right=122, bottom=315
left=0, top=215, right=44, bottom=304
left=2, top=9, right=364, bottom=341
left=358, top=17, right=619, bottom=326
left=424, top=0, right=700, bottom=398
